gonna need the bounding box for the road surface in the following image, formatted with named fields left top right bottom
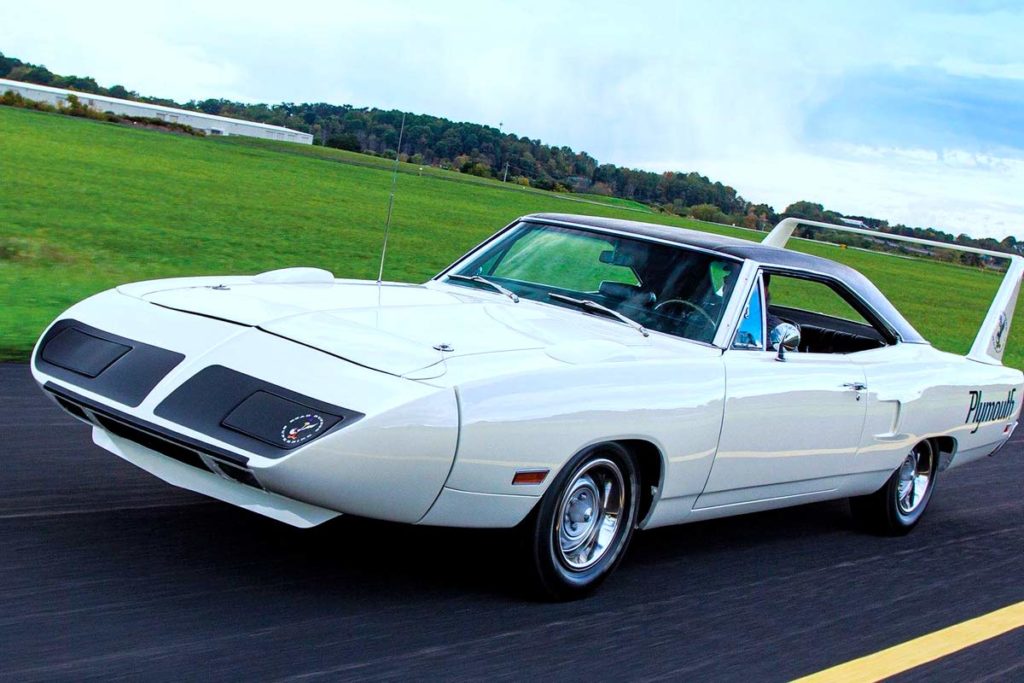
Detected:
left=1, top=363, right=1021, bottom=681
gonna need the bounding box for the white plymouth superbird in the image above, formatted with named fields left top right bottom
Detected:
left=32, top=214, right=1023, bottom=599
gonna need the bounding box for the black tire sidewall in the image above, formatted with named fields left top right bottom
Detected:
left=527, top=443, right=640, bottom=600
left=850, top=442, right=938, bottom=536
left=886, top=451, right=936, bottom=530
left=854, top=442, right=937, bottom=535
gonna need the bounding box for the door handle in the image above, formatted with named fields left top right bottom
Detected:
left=842, top=382, right=868, bottom=391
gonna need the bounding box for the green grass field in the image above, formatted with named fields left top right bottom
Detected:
left=1, top=105, right=1019, bottom=367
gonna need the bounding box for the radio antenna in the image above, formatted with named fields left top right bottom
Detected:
left=377, top=112, right=406, bottom=283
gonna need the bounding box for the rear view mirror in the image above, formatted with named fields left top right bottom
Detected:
left=600, top=250, right=634, bottom=267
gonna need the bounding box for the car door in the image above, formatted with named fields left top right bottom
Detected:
left=695, top=272, right=869, bottom=510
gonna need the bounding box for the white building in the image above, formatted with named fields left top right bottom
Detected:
left=0, top=78, right=313, bottom=144
left=839, top=217, right=870, bottom=230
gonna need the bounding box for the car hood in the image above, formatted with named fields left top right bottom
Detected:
left=138, top=279, right=671, bottom=377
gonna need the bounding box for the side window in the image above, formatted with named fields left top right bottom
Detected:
left=732, top=279, right=764, bottom=350
left=764, top=272, right=888, bottom=354
left=767, top=275, right=870, bottom=324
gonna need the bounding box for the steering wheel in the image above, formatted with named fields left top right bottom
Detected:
left=653, top=299, right=717, bottom=329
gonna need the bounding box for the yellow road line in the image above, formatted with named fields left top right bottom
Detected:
left=794, top=601, right=1024, bottom=682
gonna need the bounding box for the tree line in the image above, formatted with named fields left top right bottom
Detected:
left=780, top=201, right=1021, bottom=266
left=191, top=99, right=751, bottom=217
left=1, top=51, right=1018, bottom=263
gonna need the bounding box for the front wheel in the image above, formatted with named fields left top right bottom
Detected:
left=522, top=444, right=639, bottom=601
left=851, top=440, right=937, bottom=535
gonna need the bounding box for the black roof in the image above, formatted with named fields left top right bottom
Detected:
left=527, top=213, right=926, bottom=343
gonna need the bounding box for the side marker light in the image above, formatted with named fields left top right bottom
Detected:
left=512, top=469, right=549, bottom=485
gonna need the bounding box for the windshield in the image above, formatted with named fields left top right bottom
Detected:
left=444, top=221, right=741, bottom=343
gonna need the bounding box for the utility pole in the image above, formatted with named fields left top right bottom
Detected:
left=499, top=121, right=507, bottom=182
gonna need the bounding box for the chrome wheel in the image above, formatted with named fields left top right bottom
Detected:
left=555, top=458, right=625, bottom=571
left=896, top=442, right=934, bottom=516
left=525, top=444, right=639, bottom=600
left=851, top=439, right=938, bottom=535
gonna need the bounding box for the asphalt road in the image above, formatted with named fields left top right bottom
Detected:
left=1, top=362, right=1021, bottom=681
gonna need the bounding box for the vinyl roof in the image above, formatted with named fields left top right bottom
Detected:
left=526, top=213, right=926, bottom=343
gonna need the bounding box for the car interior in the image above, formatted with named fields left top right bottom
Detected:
left=763, top=272, right=891, bottom=354
left=769, top=305, right=888, bottom=353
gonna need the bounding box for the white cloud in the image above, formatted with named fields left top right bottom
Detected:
left=641, top=145, right=1024, bottom=239
left=937, top=58, right=1024, bottom=81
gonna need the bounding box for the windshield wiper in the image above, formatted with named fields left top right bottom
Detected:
left=448, top=274, right=520, bottom=303
left=548, top=293, right=649, bottom=337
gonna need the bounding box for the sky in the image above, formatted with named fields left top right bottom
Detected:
left=3, top=1, right=1023, bottom=240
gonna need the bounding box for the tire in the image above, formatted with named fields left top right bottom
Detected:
left=851, top=440, right=937, bottom=535
left=522, top=443, right=640, bottom=601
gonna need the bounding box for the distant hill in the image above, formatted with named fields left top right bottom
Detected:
left=1, top=50, right=1018, bottom=261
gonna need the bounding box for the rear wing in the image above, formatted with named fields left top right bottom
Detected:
left=762, top=218, right=1024, bottom=366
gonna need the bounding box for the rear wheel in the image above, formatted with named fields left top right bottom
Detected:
left=523, top=444, right=639, bottom=601
left=851, top=440, right=937, bottom=535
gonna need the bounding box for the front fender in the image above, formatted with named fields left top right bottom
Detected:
left=445, top=358, right=725, bottom=508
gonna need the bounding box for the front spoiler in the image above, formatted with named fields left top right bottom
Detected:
left=44, top=382, right=339, bottom=528
left=95, top=429, right=339, bottom=528
left=45, top=382, right=249, bottom=465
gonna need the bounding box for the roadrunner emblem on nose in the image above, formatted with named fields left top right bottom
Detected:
left=281, top=414, right=325, bottom=445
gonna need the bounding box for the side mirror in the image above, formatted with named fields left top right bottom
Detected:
left=770, top=322, right=800, bottom=361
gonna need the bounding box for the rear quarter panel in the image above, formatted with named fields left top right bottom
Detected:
left=858, top=344, right=1023, bottom=484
